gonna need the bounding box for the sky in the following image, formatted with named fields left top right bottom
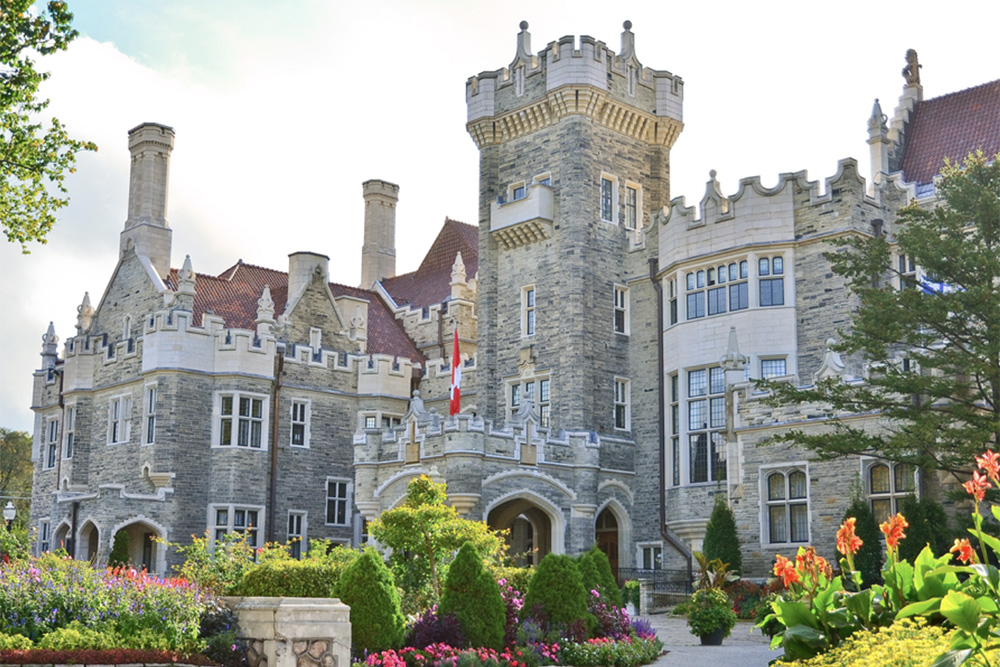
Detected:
left=1, top=0, right=998, bottom=433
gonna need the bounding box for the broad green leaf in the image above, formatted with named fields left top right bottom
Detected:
left=991, top=505, right=1000, bottom=524
left=773, top=601, right=821, bottom=630
left=928, top=648, right=972, bottom=667
left=940, top=590, right=982, bottom=634
left=845, top=589, right=874, bottom=623
left=897, top=597, right=941, bottom=618
left=781, top=624, right=829, bottom=662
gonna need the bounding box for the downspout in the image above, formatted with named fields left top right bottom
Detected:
left=649, top=257, right=693, bottom=582
left=69, top=501, right=78, bottom=558
left=267, top=348, right=284, bottom=543
left=54, top=368, right=65, bottom=498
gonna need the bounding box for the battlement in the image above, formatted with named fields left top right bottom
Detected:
left=466, top=22, right=683, bottom=148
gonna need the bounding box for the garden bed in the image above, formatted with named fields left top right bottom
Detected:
left=0, top=648, right=215, bottom=666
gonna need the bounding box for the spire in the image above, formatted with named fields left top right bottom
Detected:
left=76, top=292, right=94, bottom=334
left=175, top=254, right=196, bottom=310
left=255, top=284, right=275, bottom=336
left=41, top=322, right=59, bottom=369
left=719, top=326, right=747, bottom=372
left=451, top=251, right=467, bottom=284
left=619, top=20, right=636, bottom=62
left=868, top=98, right=890, bottom=186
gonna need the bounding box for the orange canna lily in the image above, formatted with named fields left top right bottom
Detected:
left=976, top=450, right=1000, bottom=483
left=880, top=513, right=909, bottom=550
left=950, top=538, right=977, bottom=564
left=836, top=517, right=864, bottom=556
left=963, top=471, right=992, bottom=502
left=773, top=554, right=800, bottom=587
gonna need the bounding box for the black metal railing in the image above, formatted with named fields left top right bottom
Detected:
left=616, top=568, right=694, bottom=595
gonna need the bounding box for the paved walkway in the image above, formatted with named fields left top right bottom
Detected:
left=644, top=614, right=782, bottom=667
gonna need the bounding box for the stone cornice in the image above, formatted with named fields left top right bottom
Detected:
left=467, top=85, right=683, bottom=149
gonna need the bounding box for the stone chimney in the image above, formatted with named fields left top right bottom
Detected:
left=288, top=252, right=330, bottom=307
left=120, top=123, right=175, bottom=280
left=360, top=179, right=399, bottom=288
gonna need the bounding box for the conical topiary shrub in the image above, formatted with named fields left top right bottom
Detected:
left=439, top=541, right=506, bottom=649
left=843, top=498, right=883, bottom=587
left=702, top=495, right=742, bottom=575
left=578, top=546, right=622, bottom=607
left=108, top=530, right=130, bottom=568
left=337, top=548, right=405, bottom=654
left=522, top=553, right=593, bottom=634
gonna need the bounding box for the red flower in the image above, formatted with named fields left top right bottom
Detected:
left=976, top=450, right=1000, bottom=482
left=963, top=471, right=992, bottom=502
left=773, top=554, right=800, bottom=587
left=836, top=517, right=863, bottom=556
left=879, top=513, right=909, bottom=550
left=950, top=538, right=977, bottom=564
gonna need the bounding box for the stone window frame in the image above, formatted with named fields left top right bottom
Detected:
left=325, top=477, right=353, bottom=527
left=212, top=391, right=269, bottom=451
left=637, top=542, right=663, bottom=570
left=758, top=255, right=786, bottom=307
left=208, top=503, right=264, bottom=551
left=533, top=172, right=551, bottom=187
left=685, top=259, right=749, bottom=321
left=760, top=358, right=788, bottom=380
left=43, top=415, right=59, bottom=469
left=614, top=377, right=630, bottom=431
left=360, top=411, right=402, bottom=431
left=862, top=457, right=917, bottom=524
left=63, top=404, right=75, bottom=460
left=509, top=180, right=527, bottom=202
left=507, top=374, right=551, bottom=428
left=667, top=275, right=678, bottom=326
left=614, top=285, right=629, bottom=335
left=38, top=518, right=51, bottom=554
left=600, top=172, right=618, bottom=224
left=142, top=382, right=157, bottom=446
left=669, top=372, right=680, bottom=486
left=106, top=394, right=132, bottom=445
left=521, top=285, right=536, bottom=338
left=686, top=366, right=727, bottom=485
left=623, top=181, right=642, bottom=231
left=760, top=463, right=810, bottom=546
left=287, top=510, right=307, bottom=559
left=290, top=399, right=311, bottom=448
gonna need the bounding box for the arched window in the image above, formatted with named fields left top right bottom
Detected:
left=765, top=468, right=808, bottom=544
left=867, top=461, right=916, bottom=523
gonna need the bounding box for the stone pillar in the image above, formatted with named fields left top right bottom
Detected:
left=639, top=580, right=654, bottom=615
left=360, top=179, right=399, bottom=288
left=229, top=597, right=351, bottom=667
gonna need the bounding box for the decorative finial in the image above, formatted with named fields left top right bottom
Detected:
left=41, top=322, right=59, bottom=368
left=709, top=169, right=717, bottom=180
left=519, top=20, right=528, bottom=31
left=623, top=20, right=632, bottom=30
left=451, top=251, right=467, bottom=285
left=256, top=285, right=275, bottom=321
left=720, top=326, right=748, bottom=371
left=902, top=49, right=921, bottom=85
left=175, top=254, right=196, bottom=310
left=814, top=338, right=848, bottom=382
left=868, top=98, right=888, bottom=134
left=76, top=292, right=94, bottom=333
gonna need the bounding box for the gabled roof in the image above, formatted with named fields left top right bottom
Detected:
left=167, top=261, right=421, bottom=362
left=901, top=79, right=1000, bottom=185
left=381, top=218, right=478, bottom=310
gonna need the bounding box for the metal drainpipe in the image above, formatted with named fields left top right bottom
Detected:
left=267, top=348, right=284, bottom=543
left=649, top=257, right=693, bottom=582
left=69, top=501, right=78, bottom=558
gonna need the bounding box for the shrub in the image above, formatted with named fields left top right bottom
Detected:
left=37, top=622, right=123, bottom=650
left=337, top=548, right=405, bottom=655
left=108, top=530, right=130, bottom=568
left=494, top=565, right=533, bottom=598
left=522, top=554, right=593, bottom=635
left=497, top=577, right=525, bottom=647
left=587, top=591, right=630, bottom=640
left=199, top=599, right=247, bottom=667
left=702, top=495, right=742, bottom=575
left=621, top=580, right=640, bottom=613
left=235, top=555, right=354, bottom=597
left=440, top=542, right=507, bottom=650
left=168, top=531, right=260, bottom=595
left=843, top=490, right=883, bottom=587
left=793, top=618, right=956, bottom=667
left=405, top=609, right=465, bottom=650
left=897, top=494, right=952, bottom=564
left=578, top=547, right=622, bottom=608
left=559, top=637, right=663, bottom=667
left=686, top=588, right=736, bottom=639
left=724, top=578, right=783, bottom=620
left=0, top=632, right=33, bottom=649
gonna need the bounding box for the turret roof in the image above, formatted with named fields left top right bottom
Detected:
left=381, top=218, right=478, bottom=310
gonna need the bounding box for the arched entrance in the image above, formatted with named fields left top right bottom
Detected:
left=109, top=518, right=168, bottom=574
left=79, top=521, right=100, bottom=562
left=53, top=522, right=71, bottom=554
left=488, top=497, right=555, bottom=566
left=595, top=508, right=619, bottom=580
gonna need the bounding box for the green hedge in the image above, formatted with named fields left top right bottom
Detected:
left=236, top=559, right=341, bottom=598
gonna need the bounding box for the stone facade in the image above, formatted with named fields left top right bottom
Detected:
left=28, top=29, right=996, bottom=579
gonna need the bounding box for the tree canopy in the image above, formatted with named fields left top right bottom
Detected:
left=0, top=428, right=32, bottom=529
left=765, top=152, right=1000, bottom=472
left=2, top=0, right=96, bottom=251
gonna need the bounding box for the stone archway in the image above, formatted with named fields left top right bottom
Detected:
left=109, top=518, right=167, bottom=574
left=79, top=520, right=100, bottom=563
left=486, top=493, right=564, bottom=565
left=53, top=521, right=71, bottom=554
left=595, top=507, right=619, bottom=580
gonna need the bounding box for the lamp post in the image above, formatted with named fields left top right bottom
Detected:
left=2, top=501, right=14, bottom=531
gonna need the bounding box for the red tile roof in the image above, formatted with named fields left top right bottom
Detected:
left=167, top=261, right=422, bottom=362
left=382, top=218, right=478, bottom=310
left=901, top=80, right=1000, bottom=185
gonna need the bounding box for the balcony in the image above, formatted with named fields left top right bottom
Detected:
left=490, top=183, right=554, bottom=250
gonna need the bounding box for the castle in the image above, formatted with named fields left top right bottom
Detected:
left=29, top=23, right=1000, bottom=578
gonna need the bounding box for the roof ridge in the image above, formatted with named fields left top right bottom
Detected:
left=923, top=78, right=1000, bottom=104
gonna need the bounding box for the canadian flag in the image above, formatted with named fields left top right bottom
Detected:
left=450, top=322, right=462, bottom=416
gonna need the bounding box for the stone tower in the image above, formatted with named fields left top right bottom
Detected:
left=120, top=122, right=175, bottom=280
left=466, top=21, right=683, bottom=433
left=360, top=179, right=399, bottom=288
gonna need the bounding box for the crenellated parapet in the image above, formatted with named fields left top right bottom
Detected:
left=466, top=21, right=683, bottom=149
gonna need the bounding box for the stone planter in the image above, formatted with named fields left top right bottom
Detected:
left=699, top=626, right=726, bottom=646
left=225, top=596, right=352, bottom=667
